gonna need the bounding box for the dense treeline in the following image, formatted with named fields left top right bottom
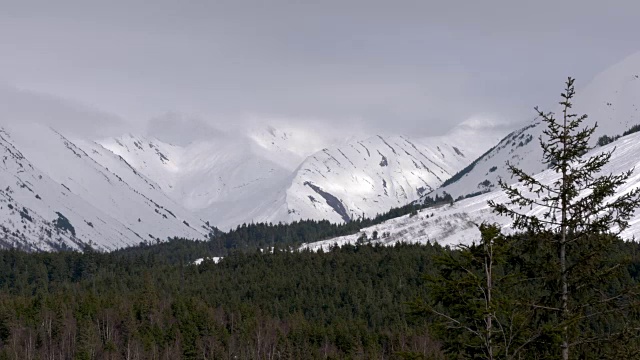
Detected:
left=418, top=231, right=640, bottom=359
left=115, top=202, right=431, bottom=265
left=596, top=123, right=640, bottom=146
left=1, top=238, right=640, bottom=359
left=0, top=243, right=449, bottom=359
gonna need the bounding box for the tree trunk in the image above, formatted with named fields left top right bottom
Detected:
left=485, top=239, right=494, bottom=360
left=561, top=235, right=568, bottom=360
left=561, top=103, right=570, bottom=360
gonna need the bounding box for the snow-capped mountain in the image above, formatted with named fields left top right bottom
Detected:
left=98, top=119, right=507, bottom=229
left=305, top=51, right=640, bottom=251
left=8, top=48, right=640, bottom=251
left=98, top=123, right=346, bottom=229
left=283, top=119, right=507, bottom=224
left=99, top=132, right=293, bottom=231
left=302, top=130, right=640, bottom=251
left=422, top=52, right=640, bottom=203
left=0, top=123, right=210, bottom=251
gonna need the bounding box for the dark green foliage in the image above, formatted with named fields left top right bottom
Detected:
left=0, top=230, right=639, bottom=359
left=414, top=78, right=640, bottom=360
left=112, top=202, right=436, bottom=266
left=597, top=134, right=617, bottom=146
left=421, top=192, right=453, bottom=207
left=0, top=243, right=447, bottom=359
left=597, top=123, right=640, bottom=146
left=418, top=224, right=541, bottom=359
left=419, top=231, right=640, bottom=359
left=455, top=191, right=488, bottom=201
left=622, top=124, right=640, bottom=136
left=488, top=77, right=640, bottom=359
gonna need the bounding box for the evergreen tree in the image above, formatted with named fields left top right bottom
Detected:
left=489, top=77, right=640, bottom=359
left=415, top=224, right=540, bottom=359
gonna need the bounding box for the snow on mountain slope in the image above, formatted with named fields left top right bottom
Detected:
left=248, top=124, right=350, bottom=171
left=99, top=119, right=508, bottom=229
left=0, top=123, right=209, bottom=251
left=98, top=129, right=308, bottom=229
left=424, top=51, right=640, bottom=202
left=98, top=134, right=184, bottom=193
left=303, top=131, right=640, bottom=252
left=284, top=118, right=507, bottom=224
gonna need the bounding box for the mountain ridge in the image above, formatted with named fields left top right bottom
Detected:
left=99, top=120, right=507, bottom=229
left=0, top=123, right=211, bottom=251
left=303, top=130, right=640, bottom=251
left=422, top=51, right=640, bottom=203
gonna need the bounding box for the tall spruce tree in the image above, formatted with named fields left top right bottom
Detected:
left=419, top=224, right=541, bottom=359
left=488, top=77, right=640, bottom=359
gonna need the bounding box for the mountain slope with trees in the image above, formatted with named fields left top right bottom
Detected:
left=422, top=51, right=640, bottom=202
left=304, top=114, right=640, bottom=251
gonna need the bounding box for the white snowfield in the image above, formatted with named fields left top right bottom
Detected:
left=0, top=123, right=210, bottom=251
left=283, top=124, right=505, bottom=225
left=302, top=131, right=640, bottom=252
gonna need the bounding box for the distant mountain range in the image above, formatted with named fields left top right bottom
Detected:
left=101, top=119, right=506, bottom=229
left=0, top=113, right=505, bottom=250
left=4, top=51, right=640, bottom=252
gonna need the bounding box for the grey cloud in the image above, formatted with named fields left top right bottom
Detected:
left=146, top=112, right=226, bottom=146
left=1, top=1, right=639, bottom=137
left=0, top=85, right=126, bottom=137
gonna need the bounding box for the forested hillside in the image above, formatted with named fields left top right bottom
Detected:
left=1, top=238, right=639, bottom=359
left=114, top=202, right=434, bottom=264
left=0, top=243, right=445, bottom=359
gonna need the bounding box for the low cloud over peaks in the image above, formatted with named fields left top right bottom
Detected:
left=0, top=85, right=125, bottom=137
left=146, top=112, right=226, bottom=146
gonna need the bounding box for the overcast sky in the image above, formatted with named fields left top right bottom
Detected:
left=1, top=0, right=640, bottom=137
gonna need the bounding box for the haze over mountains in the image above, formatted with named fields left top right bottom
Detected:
left=3, top=51, right=640, bottom=251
